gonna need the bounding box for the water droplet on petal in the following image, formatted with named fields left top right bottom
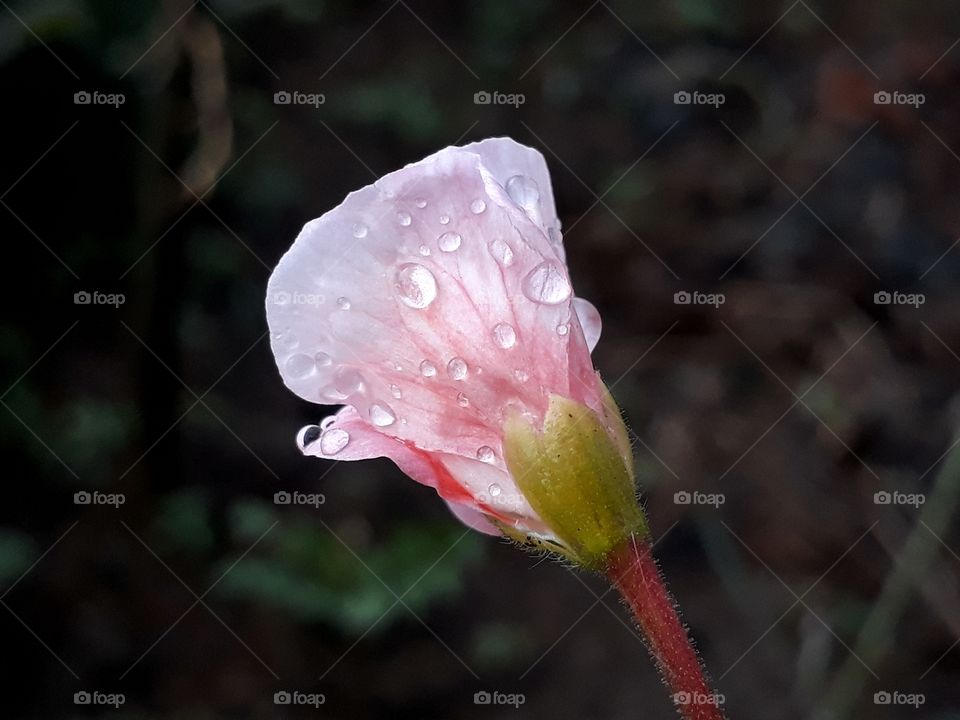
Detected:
left=333, top=366, right=365, bottom=395
left=352, top=223, right=368, bottom=239
left=395, top=263, right=438, bottom=309
left=320, top=416, right=336, bottom=430
left=514, top=369, right=529, bottom=382
left=457, top=392, right=470, bottom=407
left=285, top=353, right=315, bottom=379
left=369, top=402, right=397, bottom=427
left=556, top=323, right=569, bottom=336
left=438, top=231, right=462, bottom=252
left=397, top=211, right=412, bottom=226
left=506, top=175, right=540, bottom=212
left=477, top=446, right=495, bottom=463
left=447, top=357, right=468, bottom=381
left=415, top=198, right=427, bottom=209
left=470, top=199, right=486, bottom=214
left=488, top=483, right=502, bottom=496
left=297, top=424, right=321, bottom=449
left=419, top=360, right=437, bottom=378
left=523, top=261, right=571, bottom=305
left=418, top=244, right=431, bottom=256
left=337, top=297, right=351, bottom=310
left=390, top=384, right=402, bottom=399
left=315, top=351, right=333, bottom=367
left=278, top=331, right=299, bottom=350
left=320, top=427, right=350, bottom=455
left=493, top=323, right=516, bottom=349
left=489, top=238, right=514, bottom=266
left=439, top=214, right=450, bottom=225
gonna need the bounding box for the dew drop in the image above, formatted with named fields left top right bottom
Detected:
left=506, top=175, right=540, bottom=212
left=418, top=244, right=431, bottom=256
left=477, top=446, right=495, bottom=463
left=337, top=297, right=351, bottom=310
left=278, top=331, right=299, bottom=350
left=489, top=238, right=514, bottom=266
left=488, top=483, right=502, bottom=497
left=419, top=360, right=437, bottom=378
left=314, top=351, right=333, bottom=368
left=415, top=198, right=427, bottom=209
left=439, top=214, right=450, bottom=225
left=397, top=211, right=412, bottom=226
left=514, top=369, right=529, bottom=382
left=390, top=384, right=402, bottom=399
left=438, top=231, right=462, bottom=252
left=297, top=424, right=321, bottom=450
left=447, top=357, right=468, bottom=381
left=470, top=198, right=486, bottom=214
left=457, top=392, right=470, bottom=407
left=395, top=263, right=438, bottom=309
left=522, top=261, right=571, bottom=305
left=319, top=427, right=350, bottom=455
left=369, top=402, right=397, bottom=427
left=285, top=353, right=315, bottom=379
left=333, top=366, right=365, bottom=395
left=352, top=223, right=368, bottom=239
left=556, top=323, right=569, bottom=336
left=320, top=415, right=336, bottom=430
left=492, top=323, right=516, bottom=349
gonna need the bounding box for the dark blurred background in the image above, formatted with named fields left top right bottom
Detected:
left=3, top=0, right=960, bottom=718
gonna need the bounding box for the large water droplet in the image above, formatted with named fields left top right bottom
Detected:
left=438, top=231, right=462, bottom=252
left=447, top=357, right=468, bottom=381
left=397, top=211, right=412, bottom=227
left=319, top=427, right=350, bottom=455
left=489, top=238, right=514, bottom=266
left=470, top=199, right=486, bottom=214
left=369, top=402, right=396, bottom=427
left=395, top=263, right=438, bottom=309
left=419, top=360, right=437, bottom=378
left=315, top=351, right=333, bottom=367
left=333, top=367, right=365, bottom=395
left=337, top=297, right=351, bottom=310
left=297, top=424, right=321, bottom=450
left=506, top=175, right=540, bottom=212
left=285, top=353, right=316, bottom=379
left=320, top=415, right=336, bottom=430
left=523, top=261, right=571, bottom=305
left=352, top=223, right=368, bottom=239
left=488, top=483, right=502, bottom=496
left=477, top=446, right=495, bottom=463
left=493, top=323, right=516, bottom=349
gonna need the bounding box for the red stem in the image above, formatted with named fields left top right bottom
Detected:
left=605, top=534, right=726, bottom=720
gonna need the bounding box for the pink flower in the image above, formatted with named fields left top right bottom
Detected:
left=266, top=138, right=610, bottom=541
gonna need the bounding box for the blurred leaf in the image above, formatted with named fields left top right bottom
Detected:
left=151, top=487, right=215, bottom=555
left=0, top=529, right=38, bottom=584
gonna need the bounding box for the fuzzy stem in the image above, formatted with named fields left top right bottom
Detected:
left=605, top=534, right=726, bottom=720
